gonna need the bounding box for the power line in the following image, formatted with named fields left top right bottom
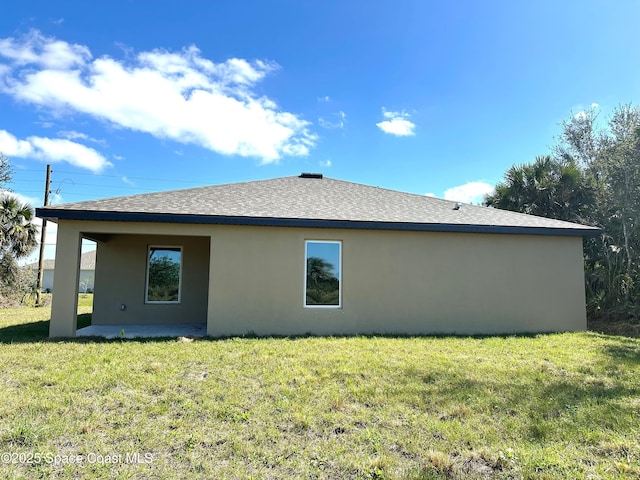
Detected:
left=12, top=167, right=219, bottom=207
left=11, top=190, right=44, bottom=195
left=48, top=192, right=125, bottom=198
left=56, top=182, right=157, bottom=191
left=52, top=169, right=205, bottom=185
left=11, top=180, right=156, bottom=193
left=10, top=179, right=42, bottom=183
left=14, top=168, right=205, bottom=185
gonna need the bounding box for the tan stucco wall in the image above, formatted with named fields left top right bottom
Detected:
left=49, top=222, right=81, bottom=337
left=48, top=219, right=587, bottom=337
left=92, top=234, right=210, bottom=325
left=208, top=225, right=586, bottom=336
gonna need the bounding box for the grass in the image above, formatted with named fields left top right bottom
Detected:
left=0, top=294, right=93, bottom=342
left=0, top=303, right=639, bottom=479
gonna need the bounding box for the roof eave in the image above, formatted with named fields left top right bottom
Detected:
left=36, top=207, right=601, bottom=237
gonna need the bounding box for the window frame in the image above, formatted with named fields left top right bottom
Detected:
left=145, top=245, right=183, bottom=304
left=304, top=240, right=342, bottom=309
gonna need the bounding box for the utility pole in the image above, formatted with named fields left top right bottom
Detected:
left=35, top=164, right=51, bottom=307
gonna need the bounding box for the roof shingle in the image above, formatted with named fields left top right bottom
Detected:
left=37, top=175, right=599, bottom=236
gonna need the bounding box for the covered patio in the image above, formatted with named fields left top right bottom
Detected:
left=76, top=324, right=206, bottom=339
left=45, top=219, right=214, bottom=337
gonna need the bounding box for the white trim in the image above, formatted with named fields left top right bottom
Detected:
left=145, top=245, right=183, bottom=304
left=304, top=240, right=342, bottom=309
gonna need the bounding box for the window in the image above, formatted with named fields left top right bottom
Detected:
left=305, top=240, right=341, bottom=307
left=146, top=246, right=182, bottom=303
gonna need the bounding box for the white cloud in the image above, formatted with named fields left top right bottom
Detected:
left=0, top=189, right=40, bottom=208
left=113, top=154, right=124, bottom=161
left=0, top=129, right=33, bottom=156
left=443, top=181, right=494, bottom=204
left=0, top=30, right=90, bottom=69
left=319, top=159, right=332, bottom=167
left=318, top=111, right=346, bottom=129
left=0, top=129, right=111, bottom=172
left=318, top=95, right=330, bottom=102
left=424, top=192, right=435, bottom=197
left=121, top=176, right=134, bottom=186
left=376, top=108, right=416, bottom=136
left=0, top=30, right=316, bottom=164
left=57, top=130, right=105, bottom=145
left=574, top=102, right=599, bottom=120
left=58, top=130, right=89, bottom=141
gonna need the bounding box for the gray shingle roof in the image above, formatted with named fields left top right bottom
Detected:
left=28, top=250, right=96, bottom=270
left=37, top=175, right=599, bottom=236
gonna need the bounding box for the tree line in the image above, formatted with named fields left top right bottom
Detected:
left=0, top=153, right=39, bottom=306
left=485, top=104, right=640, bottom=320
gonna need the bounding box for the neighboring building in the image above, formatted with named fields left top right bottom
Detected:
left=36, top=174, right=599, bottom=338
left=28, top=250, right=96, bottom=293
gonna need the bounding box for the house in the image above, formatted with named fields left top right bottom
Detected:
left=28, top=250, right=96, bottom=293
left=36, top=174, right=599, bottom=338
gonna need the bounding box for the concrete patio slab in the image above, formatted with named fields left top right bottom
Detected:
left=76, top=324, right=206, bottom=339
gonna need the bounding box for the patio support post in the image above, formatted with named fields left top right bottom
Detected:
left=206, top=234, right=215, bottom=336
left=49, top=222, right=82, bottom=337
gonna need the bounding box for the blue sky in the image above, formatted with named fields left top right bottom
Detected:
left=1, top=1, right=639, bottom=261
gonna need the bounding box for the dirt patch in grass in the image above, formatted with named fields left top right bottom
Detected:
left=589, top=320, right=640, bottom=338
left=588, top=306, right=640, bottom=338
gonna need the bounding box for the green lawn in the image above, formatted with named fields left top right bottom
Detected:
left=0, top=304, right=639, bottom=479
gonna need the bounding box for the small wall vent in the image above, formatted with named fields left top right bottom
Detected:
left=299, top=172, right=323, bottom=179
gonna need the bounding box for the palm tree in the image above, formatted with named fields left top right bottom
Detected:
left=0, top=195, right=39, bottom=288
left=485, top=155, right=593, bottom=223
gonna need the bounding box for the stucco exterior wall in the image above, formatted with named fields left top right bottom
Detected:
left=92, top=234, right=210, bottom=325
left=48, top=219, right=587, bottom=336
left=39, top=269, right=94, bottom=292
left=42, top=270, right=54, bottom=292
left=207, top=225, right=586, bottom=336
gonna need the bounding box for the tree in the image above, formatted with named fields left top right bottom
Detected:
left=147, top=254, right=181, bottom=301
left=0, top=153, right=11, bottom=189
left=488, top=104, right=640, bottom=318
left=306, top=256, right=336, bottom=285
left=0, top=195, right=39, bottom=294
left=553, top=107, right=601, bottom=167
left=306, top=256, right=339, bottom=305
left=552, top=104, right=640, bottom=311
left=484, top=155, right=593, bottom=223
left=595, top=107, right=640, bottom=278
